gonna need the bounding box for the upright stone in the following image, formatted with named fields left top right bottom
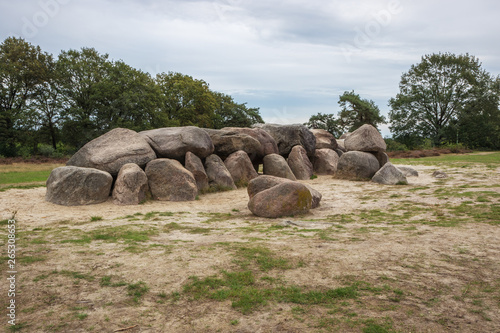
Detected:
left=263, top=154, right=296, bottom=180
left=204, top=154, right=237, bottom=191
left=145, top=159, right=197, bottom=201
left=312, top=149, right=339, bottom=175
left=184, top=152, right=209, bottom=193
left=224, top=150, right=258, bottom=187
left=287, top=145, right=314, bottom=180
left=66, top=128, right=156, bottom=176
left=112, top=163, right=149, bottom=205
left=46, top=166, right=113, bottom=206
left=344, top=124, right=386, bottom=152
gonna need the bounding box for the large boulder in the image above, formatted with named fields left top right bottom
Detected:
left=204, top=154, right=237, bottom=191
left=254, top=124, right=316, bottom=157
left=247, top=175, right=322, bottom=208
left=145, top=159, right=197, bottom=201
left=184, top=152, right=209, bottom=193
left=398, top=166, right=419, bottom=177
left=337, top=151, right=380, bottom=179
left=67, top=128, right=156, bottom=176
left=311, top=129, right=338, bottom=150
left=248, top=182, right=312, bottom=218
left=312, top=149, right=339, bottom=175
left=263, top=154, right=296, bottom=180
left=139, top=126, right=214, bottom=161
left=344, top=124, right=386, bottom=152
left=203, top=129, right=261, bottom=161
left=224, top=150, right=258, bottom=187
left=336, top=139, right=346, bottom=152
left=222, top=127, right=279, bottom=161
left=112, top=163, right=149, bottom=205
left=46, top=166, right=113, bottom=206
left=287, top=145, right=314, bottom=180
left=372, top=162, right=408, bottom=185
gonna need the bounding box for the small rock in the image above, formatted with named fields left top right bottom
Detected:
left=398, top=166, right=419, bottom=177
left=432, top=171, right=448, bottom=179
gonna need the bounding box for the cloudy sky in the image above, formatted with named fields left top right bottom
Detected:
left=1, top=0, right=499, bottom=136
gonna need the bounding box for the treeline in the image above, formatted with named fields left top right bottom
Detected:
left=307, top=53, right=500, bottom=151
left=0, top=37, right=263, bottom=157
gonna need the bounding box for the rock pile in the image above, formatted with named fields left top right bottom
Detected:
left=46, top=123, right=416, bottom=218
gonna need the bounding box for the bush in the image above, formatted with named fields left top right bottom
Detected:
left=384, top=138, right=408, bottom=152
left=441, top=142, right=468, bottom=153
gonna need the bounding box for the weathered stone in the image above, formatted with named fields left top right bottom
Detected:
left=254, top=123, right=316, bottom=157
left=372, top=162, right=408, bottom=185
left=247, top=175, right=322, bottom=208
left=222, top=127, right=279, bottom=160
left=224, top=150, right=258, bottom=187
left=337, top=151, right=380, bottom=179
left=46, top=166, right=113, bottom=206
left=432, top=171, right=448, bottom=179
left=263, top=154, right=296, bottom=180
left=339, top=132, right=351, bottom=140
left=311, top=129, right=338, bottom=150
left=140, top=126, right=214, bottom=161
left=287, top=145, right=314, bottom=180
left=204, top=129, right=261, bottom=161
left=312, top=149, right=339, bottom=175
left=112, top=163, right=149, bottom=205
left=336, top=139, right=346, bottom=152
left=184, top=152, right=209, bottom=193
left=248, top=182, right=312, bottom=218
left=204, top=154, right=237, bottom=191
left=335, top=149, right=344, bottom=157
left=371, top=151, right=389, bottom=168
left=67, top=128, right=156, bottom=176
left=344, top=124, right=387, bottom=152
left=145, top=159, right=197, bottom=201
left=398, top=166, right=419, bottom=177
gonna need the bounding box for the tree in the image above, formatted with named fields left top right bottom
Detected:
left=305, top=91, right=385, bottom=138
left=338, top=90, right=386, bottom=133
left=0, top=37, right=51, bottom=156
left=304, top=112, right=342, bottom=137
left=155, top=72, right=217, bottom=128
left=389, top=53, right=499, bottom=146
left=212, top=92, right=263, bottom=128
left=57, top=47, right=112, bottom=148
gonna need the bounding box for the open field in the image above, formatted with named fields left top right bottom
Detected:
left=1, top=153, right=499, bottom=332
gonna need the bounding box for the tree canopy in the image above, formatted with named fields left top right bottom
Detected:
left=0, top=37, right=264, bottom=157
left=305, top=91, right=386, bottom=137
left=389, top=53, right=500, bottom=148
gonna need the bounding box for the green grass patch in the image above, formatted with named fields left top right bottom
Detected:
left=183, top=270, right=359, bottom=314
left=0, top=169, right=53, bottom=185
left=391, top=152, right=500, bottom=167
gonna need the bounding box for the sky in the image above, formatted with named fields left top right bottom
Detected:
left=1, top=0, right=499, bottom=137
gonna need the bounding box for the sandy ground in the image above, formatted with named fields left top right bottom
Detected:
left=1, top=162, right=499, bottom=332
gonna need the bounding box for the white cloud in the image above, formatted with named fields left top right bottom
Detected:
left=1, top=0, right=499, bottom=135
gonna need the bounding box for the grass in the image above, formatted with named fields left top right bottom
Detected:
left=391, top=151, right=500, bottom=167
